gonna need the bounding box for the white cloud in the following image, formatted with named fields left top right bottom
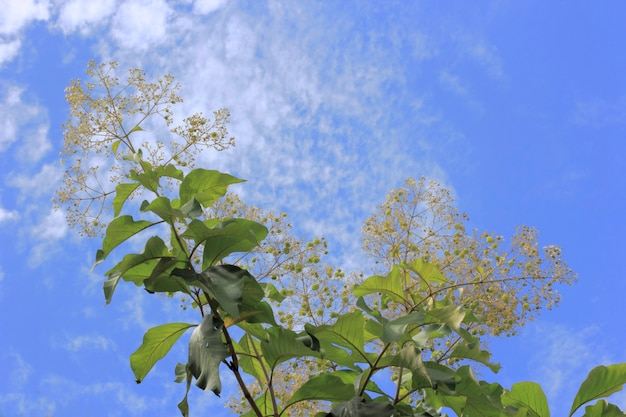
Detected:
left=110, top=0, right=171, bottom=51
left=0, top=39, right=21, bottom=67
left=571, top=96, right=626, bottom=127
left=60, top=334, right=116, bottom=352
left=529, top=323, right=616, bottom=414
left=0, top=205, right=19, bottom=223
left=38, top=208, right=68, bottom=240
left=439, top=69, right=468, bottom=96
left=0, top=85, right=49, bottom=157
left=193, top=0, right=228, bottom=15
left=17, top=123, right=51, bottom=162
left=0, top=0, right=50, bottom=36
left=9, top=163, right=62, bottom=198
left=468, top=41, right=504, bottom=79
left=55, top=0, right=117, bottom=34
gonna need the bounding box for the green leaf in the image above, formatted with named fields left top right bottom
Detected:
left=98, top=215, right=156, bottom=264
left=353, top=266, right=408, bottom=305
left=201, top=265, right=246, bottom=317
left=306, top=311, right=369, bottom=366
left=155, top=164, right=184, bottom=181
left=130, top=125, right=144, bottom=133
left=183, top=218, right=267, bottom=268
left=582, top=400, right=624, bottom=417
left=111, top=140, right=121, bottom=154
left=113, top=183, right=140, bottom=217
left=180, top=198, right=203, bottom=218
left=179, top=169, right=244, bottom=208
left=176, top=362, right=193, bottom=417
left=142, top=257, right=189, bottom=294
left=502, top=382, right=549, bottom=417
left=235, top=335, right=268, bottom=385
left=105, top=236, right=172, bottom=286
left=260, top=327, right=320, bottom=370
left=380, top=311, right=425, bottom=343
left=174, top=362, right=188, bottom=383
left=570, top=364, right=626, bottom=417
left=403, top=258, right=448, bottom=287
left=327, top=396, right=396, bottom=417
left=449, top=339, right=500, bottom=373
left=130, top=322, right=195, bottom=383
left=378, top=344, right=432, bottom=390
left=188, top=315, right=229, bottom=396
left=426, top=304, right=465, bottom=333
left=141, top=196, right=184, bottom=223
left=285, top=374, right=355, bottom=411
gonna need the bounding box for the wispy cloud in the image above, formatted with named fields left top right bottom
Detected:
left=528, top=323, right=616, bottom=414
left=58, top=334, right=116, bottom=352
left=571, top=96, right=626, bottom=128
left=55, top=0, right=117, bottom=35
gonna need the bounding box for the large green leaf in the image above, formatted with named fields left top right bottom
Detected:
left=183, top=218, right=267, bottom=268
left=380, top=311, right=425, bottom=344
left=449, top=339, right=500, bottom=373
left=403, top=258, right=448, bottom=288
left=97, top=215, right=157, bottom=265
left=103, top=236, right=173, bottom=304
left=113, top=183, right=140, bottom=217
left=502, top=382, right=549, bottom=417
left=425, top=304, right=465, bottom=333
left=453, top=366, right=508, bottom=417
left=235, top=335, right=269, bottom=385
left=179, top=169, right=244, bottom=208
left=172, top=265, right=248, bottom=318
left=188, top=315, right=230, bottom=396
left=285, top=374, right=355, bottom=411
left=378, top=344, right=432, bottom=390
left=260, top=327, right=320, bottom=370
left=140, top=196, right=184, bottom=223
left=570, top=364, right=626, bottom=417
left=130, top=322, right=195, bottom=383
left=353, top=266, right=409, bottom=305
left=582, top=400, right=625, bottom=417
left=306, top=311, right=368, bottom=365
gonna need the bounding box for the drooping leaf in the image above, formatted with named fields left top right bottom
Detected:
left=188, top=315, right=229, bottom=396
left=502, top=382, right=549, bottom=417
left=285, top=374, right=356, bottom=411
left=179, top=169, right=244, bottom=208
left=176, top=362, right=193, bottom=417
left=113, top=183, right=140, bottom=217
left=353, top=266, right=409, bottom=305
left=130, top=322, right=195, bottom=383
left=570, top=364, right=626, bottom=417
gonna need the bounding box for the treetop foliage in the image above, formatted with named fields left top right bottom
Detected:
left=55, top=61, right=623, bottom=417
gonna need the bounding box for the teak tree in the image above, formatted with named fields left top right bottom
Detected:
left=56, top=61, right=626, bottom=417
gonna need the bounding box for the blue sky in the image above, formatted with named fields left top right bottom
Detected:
left=1, top=1, right=626, bottom=416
